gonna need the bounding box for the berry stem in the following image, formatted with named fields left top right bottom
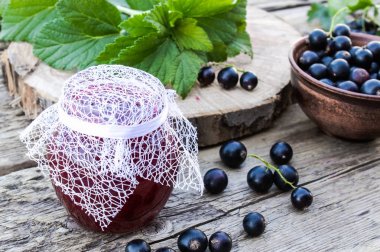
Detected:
left=248, top=154, right=297, bottom=189
left=210, top=62, right=246, bottom=73
left=329, top=7, right=349, bottom=37
left=115, top=5, right=143, bottom=16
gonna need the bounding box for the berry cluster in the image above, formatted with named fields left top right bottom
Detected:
left=299, top=24, right=380, bottom=96
left=125, top=229, right=232, bottom=252
left=124, top=141, right=313, bottom=252
left=197, top=66, right=258, bottom=91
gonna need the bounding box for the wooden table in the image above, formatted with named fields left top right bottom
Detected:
left=1, top=2, right=380, bottom=252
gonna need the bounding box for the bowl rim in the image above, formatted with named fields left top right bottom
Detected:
left=289, top=33, right=380, bottom=102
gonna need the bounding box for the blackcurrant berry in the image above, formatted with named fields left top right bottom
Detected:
left=361, top=79, right=380, bottom=95
left=370, top=72, right=379, bottom=79
left=332, top=24, right=351, bottom=37
left=243, top=212, right=266, bottom=237
left=208, top=231, right=232, bottom=252
left=273, top=165, right=299, bottom=191
left=321, top=56, right=333, bottom=66
left=219, top=140, right=247, bottom=168
left=349, top=68, right=370, bottom=86
left=349, top=46, right=361, bottom=56
left=270, top=141, right=293, bottom=165
left=328, top=59, right=350, bottom=80
left=315, top=50, right=326, bottom=58
left=330, top=36, right=352, bottom=53
left=177, top=228, right=208, bottom=252
left=319, top=78, right=335, bottom=86
left=337, top=81, right=359, bottom=92
left=353, top=48, right=373, bottom=69
left=125, top=239, right=151, bottom=252
left=308, top=29, right=328, bottom=50
left=334, top=50, right=352, bottom=63
left=369, top=62, right=380, bottom=74
left=156, top=248, right=176, bottom=252
left=291, top=187, right=313, bottom=210
left=217, top=67, right=239, bottom=90
left=308, top=63, right=327, bottom=80
left=204, top=168, right=228, bottom=194
left=198, top=66, right=215, bottom=87
left=366, top=41, right=380, bottom=62
left=240, top=71, right=258, bottom=91
left=247, top=166, right=273, bottom=193
left=298, top=50, right=319, bottom=70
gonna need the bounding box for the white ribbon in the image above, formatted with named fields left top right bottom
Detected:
left=57, top=97, right=169, bottom=139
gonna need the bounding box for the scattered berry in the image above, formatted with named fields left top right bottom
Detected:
left=198, top=66, right=215, bottom=87
left=360, top=79, right=380, bottom=95
left=308, top=29, right=328, bottom=50
left=243, top=212, right=266, bottom=237
left=291, top=187, right=313, bottom=210
left=247, top=165, right=273, bottom=193
left=217, top=67, right=239, bottom=90
left=219, top=140, right=247, bottom=168
left=208, top=231, right=232, bottom=252
left=270, top=141, right=293, bottom=165
left=125, top=239, right=151, bottom=252
left=273, top=165, right=299, bottom=191
left=240, top=71, right=258, bottom=91
left=204, top=168, right=228, bottom=194
left=177, top=228, right=208, bottom=252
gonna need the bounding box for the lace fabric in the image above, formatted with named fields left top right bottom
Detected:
left=20, top=65, right=203, bottom=230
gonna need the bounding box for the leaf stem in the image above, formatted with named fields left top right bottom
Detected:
left=329, top=7, right=349, bottom=37
left=210, top=62, right=246, bottom=73
left=248, top=154, right=297, bottom=189
left=115, top=5, right=143, bottom=16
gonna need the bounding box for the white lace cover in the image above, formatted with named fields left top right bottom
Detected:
left=20, top=65, right=203, bottom=230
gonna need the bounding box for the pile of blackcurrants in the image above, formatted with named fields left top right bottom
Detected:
left=197, top=66, right=258, bottom=91
left=299, top=23, right=380, bottom=95
left=124, top=141, right=313, bottom=252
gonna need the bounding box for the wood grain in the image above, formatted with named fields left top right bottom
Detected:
left=1, top=105, right=379, bottom=252
left=249, top=0, right=326, bottom=11
left=1, top=7, right=301, bottom=147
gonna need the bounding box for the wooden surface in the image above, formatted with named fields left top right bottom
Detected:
left=1, top=7, right=301, bottom=147
left=1, top=3, right=380, bottom=252
left=1, top=104, right=380, bottom=251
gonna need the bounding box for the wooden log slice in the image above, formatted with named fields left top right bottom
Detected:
left=0, top=7, right=300, bottom=147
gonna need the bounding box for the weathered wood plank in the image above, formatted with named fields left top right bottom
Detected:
left=250, top=0, right=326, bottom=11
left=1, top=7, right=300, bottom=147
left=0, top=73, right=35, bottom=176
left=1, top=105, right=379, bottom=251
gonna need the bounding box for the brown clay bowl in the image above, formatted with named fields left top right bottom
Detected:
left=289, top=33, right=380, bottom=140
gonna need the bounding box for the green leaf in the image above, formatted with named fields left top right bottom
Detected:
left=0, top=0, right=57, bottom=42
left=113, top=33, right=165, bottom=65
left=227, top=30, right=252, bottom=58
left=57, top=0, right=121, bottom=35
left=347, top=0, right=374, bottom=12
left=0, top=0, right=9, bottom=17
left=307, top=3, right=331, bottom=30
left=146, top=3, right=182, bottom=32
left=135, top=38, right=180, bottom=84
left=119, top=12, right=158, bottom=37
left=167, top=0, right=236, bottom=18
left=96, top=35, right=135, bottom=63
left=172, top=50, right=205, bottom=98
left=34, top=18, right=119, bottom=70
left=173, top=18, right=213, bottom=52
left=125, top=0, right=160, bottom=11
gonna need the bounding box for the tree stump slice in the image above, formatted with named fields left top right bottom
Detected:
left=0, top=7, right=300, bottom=147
